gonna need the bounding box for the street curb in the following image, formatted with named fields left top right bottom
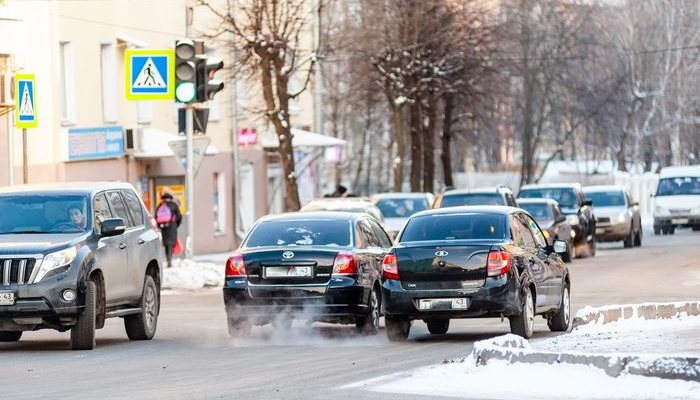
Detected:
left=472, top=302, right=700, bottom=382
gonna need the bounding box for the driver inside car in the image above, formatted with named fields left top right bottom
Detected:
left=68, top=205, right=87, bottom=230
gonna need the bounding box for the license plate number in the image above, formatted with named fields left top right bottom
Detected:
left=265, top=266, right=313, bottom=278
left=418, top=298, right=469, bottom=310
left=596, top=228, right=605, bottom=234
left=672, top=218, right=689, bottom=225
left=0, top=291, right=15, bottom=306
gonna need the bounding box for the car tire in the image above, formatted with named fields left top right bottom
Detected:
left=124, top=275, right=159, bottom=341
left=634, top=228, right=642, bottom=247
left=623, top=229, right=634, bottom=248
left=385, top=315, right=410, bottom=342
left=509, top=287, right=534, bottom=339
left=693, top=226, right=700, bottom=232
left=669, top=226, right=676, bottom=235
left=71, top=280, right=96, bottom=350
left=426, top=319, right=450, bottom=335
left=227, top=318, right=252, bottom=337
left=0, top=331, right=22, bottom=342
left=547, top=285, right=570, bottom=332
left=654, top=226, right=661, bottom=235
left=662, top=227, right=669, bottom=235
left=356, top=288, right=380, bottom=335
left=562, top=240, right=574, bottom=263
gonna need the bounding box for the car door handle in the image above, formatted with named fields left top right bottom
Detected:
left=137, top=239, right=146, bottom=245
left=119, top=243, right=127, bottom=250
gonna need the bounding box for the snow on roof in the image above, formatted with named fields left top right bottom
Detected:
left=659, top=165, right=700, bottom=178
left=260, top=128, right=345, bottom=149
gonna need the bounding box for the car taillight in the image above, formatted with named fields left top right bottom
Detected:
left=226, top=254, right=246, bottom=277
left=382, top=253, right=399, bottom=280
left=487, top=251, right=511, bottom=277
left=332, top=252, right=358, bottom=275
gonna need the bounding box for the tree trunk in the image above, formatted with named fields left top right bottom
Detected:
left=441, top=94, right=454, bottom=188
left=354, top=96, right=371, bottom=193
left=422, top=98, right=436, bottom=194
left=392, top=106, right=404, bottom=192
left=409, top=102, right=423, bottom=192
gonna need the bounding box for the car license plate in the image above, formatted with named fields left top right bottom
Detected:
left=0, top=291, right=15, bottom=306
left=418, top=298, right=469, bottom=310
left=265, top=266, right=313, bottom=278
left=596, top=228, right=605, bottom=234
left=672, top=218, right=689, bottom=225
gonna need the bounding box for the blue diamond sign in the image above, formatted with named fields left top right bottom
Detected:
left=125, top=49, right=174, bottom=100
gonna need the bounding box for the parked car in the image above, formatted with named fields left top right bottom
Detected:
left=223, top=212, right=392, bottom=336
left=432, top=186, right=518, bottom=208
left=517, top=198, right=575, bottom=262
left=381, top=206, right=570, bottom=341
left=652, top=165, right=700, bottom=235
left=300, top=198, right=385, bottom=225
left=584, top=185, right=642, bottom=248
left=518, top=183, right=596, bottom=257
left=371, top=192, right=434, bottom=239
left=0, top=182, right=163, bottom=350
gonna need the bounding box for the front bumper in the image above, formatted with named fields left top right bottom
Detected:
left=595, top=222, right=630, bottom=241
left=381, top=275, right=521, bottom=320
left=654, top=215, right=700, bottom=228
left=223, top=277, right=370, bottom=324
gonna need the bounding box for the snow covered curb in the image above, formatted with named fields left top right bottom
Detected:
left=161, top=259, right=224, bottom=291
left=573, top=301, right=700, bottom=328
left=472, top=302, right=700, bottom=382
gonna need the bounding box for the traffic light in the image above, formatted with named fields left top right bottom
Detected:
left=174, top=39, right=202, bottom=103
left=196, top=57, right=224, bottom=102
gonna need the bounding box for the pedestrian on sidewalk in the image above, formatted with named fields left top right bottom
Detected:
left=155, top=192, right=182, bottom=268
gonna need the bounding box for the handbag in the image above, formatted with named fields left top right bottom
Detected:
left=173, top=238, right=183, bottom=256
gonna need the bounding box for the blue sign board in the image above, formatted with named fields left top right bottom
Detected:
left=67, top=126, right=125, bottom=161
left=15, top=74, right=37, bottom=128
left=125, top=49, right=174, bottom=100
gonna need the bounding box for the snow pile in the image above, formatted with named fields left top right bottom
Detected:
left=345, top=355, right=700, bottom=400
left=162, top=258, right=224, bottom=290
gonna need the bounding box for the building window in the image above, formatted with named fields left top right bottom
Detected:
left=100, top=43, right=118, bottom=123
left=213, top=172, right=226, bottom=234
left=59, top=41, right=76, bottom=124
left=137, top=101, right=152, bottom=124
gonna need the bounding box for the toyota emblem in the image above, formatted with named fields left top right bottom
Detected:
left=435, top=250, right=449, bottom=257
left=282, top=251, right=295, bottom=259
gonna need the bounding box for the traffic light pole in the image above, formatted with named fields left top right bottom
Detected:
left=185, top=104, right=195, bottom=257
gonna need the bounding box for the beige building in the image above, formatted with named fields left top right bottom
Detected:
left=0, top=0, right=328, bottom=255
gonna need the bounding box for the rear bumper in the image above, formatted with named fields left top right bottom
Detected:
left=595, top=222, right=630, bottom=241
left=223, top=278, right=369, bottom=324
left=381, top=275, right=521, bottom=320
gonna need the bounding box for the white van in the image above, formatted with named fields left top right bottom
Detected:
left=653, top=165, right=700, bottom=235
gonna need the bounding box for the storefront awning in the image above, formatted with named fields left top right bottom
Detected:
left=261, top=128, right=345, bottom=149
left=132, top=128, right=219, bottom=159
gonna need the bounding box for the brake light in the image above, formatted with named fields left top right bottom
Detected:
left=332, top=252, right=358, bottom=275
left=226, top=254, right=246, bottom=277
left=382, top=253, right=400, bottom=280
left=487, top=251, right=511, bottom=277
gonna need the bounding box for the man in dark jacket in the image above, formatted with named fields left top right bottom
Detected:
left=155, top=192, right=183, bottom=268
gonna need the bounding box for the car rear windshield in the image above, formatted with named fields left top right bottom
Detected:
left=439, top=193, right=503, bottom=208
left=656, top=177, right=700, bottom=196
left=0, top=194, right=89, bottom=234
left=244, top=219, right=352, bottom=248
left=584, top=191, right=626, bottom=207
left=519, top=203, right=553, bottom=221
left=519, top=188, right=578, bottom=209
left=376, top=198, right=429, bottom=218
left=400, top=213, right=506, bottom=242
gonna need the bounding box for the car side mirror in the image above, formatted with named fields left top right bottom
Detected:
left=631, top=202, right=639, bottom=207
left=553, top=240, right=567, bottom=254
left=101, top=218, right=126, bottom=237
left=582, top=200, right=593, bottom=207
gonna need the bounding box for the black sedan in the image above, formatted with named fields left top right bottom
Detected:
left=382, top=206, right=570, bottom=341
left=517, top=198, right=575, bottom=262
left=223, top=212, right=392, bottom=336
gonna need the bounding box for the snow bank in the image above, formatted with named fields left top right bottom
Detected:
left=162, top=258, right=224, bottom=290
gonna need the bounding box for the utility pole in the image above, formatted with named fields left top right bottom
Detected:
left=185, top=104, right=195, bottom=257
left=22, top=128, right=27, bottom=183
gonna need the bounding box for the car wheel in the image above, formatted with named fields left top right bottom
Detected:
left=71, top=280, right=96, bottom=350
left=634, top=228, right=642, bottom=247
left=623, top=229, right=634, bottom=248
left=562, top=239, right=574, bottom=263
left=227, top=318, right=252, bottom=337
left=693, top=226, right=700, bottom=232
left=356, top=288, right=380, bottom=335
left=547, top=285, right=570, bottom=332
left=669, top=226, right=676, bottom=235
left=124, top=275, right=159, bottom=340
left=0, top=331, right=22, bottom=342
left=426, top=319, right=450, bottom=335
left=509, top=287, right=534, bottom=339
left=662, top=227, right=669, bottom=235
left=385, top=315, right=410, bottom=342
left=654, top=226, right=661, bottom=235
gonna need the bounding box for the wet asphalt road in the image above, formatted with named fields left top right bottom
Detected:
left=3, top=227, right=699, bottom=399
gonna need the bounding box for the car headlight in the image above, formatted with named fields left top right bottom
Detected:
left=655, top=205, right=668, bottom=215
left=34, top=246, right=77, bottom=283
left=566, top=215, right=580, bottom=226
left=617, top=212, right=627, bottom=223
left=692, top=207, right=700, bottom=215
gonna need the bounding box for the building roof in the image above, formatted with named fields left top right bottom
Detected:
left=260, top=128, right=346, bottom=149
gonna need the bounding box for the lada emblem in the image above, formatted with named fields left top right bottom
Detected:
left=282, top=251, right=295, bottom=259
left=435, top=250, right=449, bottom=257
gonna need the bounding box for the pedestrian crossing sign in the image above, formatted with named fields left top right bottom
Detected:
left=125, top=49, right=174, bottom=100
left=15, top=74, right=37, bottom=129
